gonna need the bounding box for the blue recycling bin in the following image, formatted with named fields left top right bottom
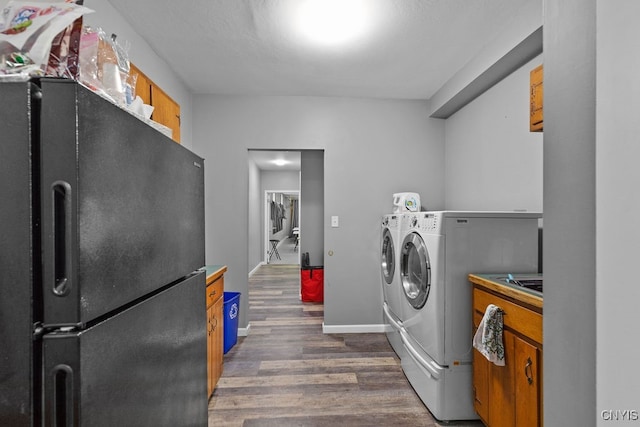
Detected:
left=223, top=292, right=241, bottom=354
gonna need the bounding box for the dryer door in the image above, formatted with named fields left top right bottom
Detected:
left=400, top=232, right=431, bottom=309
left=381, top=228, right=395, bottom=284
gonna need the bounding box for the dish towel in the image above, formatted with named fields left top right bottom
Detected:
left=473, top=304, right=505, bottom=366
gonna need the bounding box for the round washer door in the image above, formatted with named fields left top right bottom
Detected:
left=400, top=232, right=431, bottom=309
left=381, top=228, right=395, bottom=284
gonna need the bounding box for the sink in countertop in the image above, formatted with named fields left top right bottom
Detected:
left=496, top=274, right=543, bottom=294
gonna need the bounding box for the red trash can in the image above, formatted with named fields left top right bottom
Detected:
left=301, top=266, right=324, bottom=302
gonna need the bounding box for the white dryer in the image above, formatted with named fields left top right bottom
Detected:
left=380, top=213, right=404, bottom=357
left=398, top=211, right=541, bottom=421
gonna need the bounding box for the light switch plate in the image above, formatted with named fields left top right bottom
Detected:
left=331, top=216, right=339, bottom=227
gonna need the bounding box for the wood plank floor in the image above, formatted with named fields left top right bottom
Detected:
left=208, top=264, right=483, bottom=427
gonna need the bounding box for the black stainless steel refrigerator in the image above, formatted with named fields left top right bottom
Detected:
left=1, top=78, right=207, bottom=426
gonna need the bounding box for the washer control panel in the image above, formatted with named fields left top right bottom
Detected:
left=421, top=213, right=439, bottom=232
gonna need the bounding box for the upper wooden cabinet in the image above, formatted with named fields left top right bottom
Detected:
left=151, top=85, right=181, bottom=144
left=530, top=64, right=543, bottom=132
left=129, top=63, right=181, bottom=143
left=129, top=63, right=150, bottom=105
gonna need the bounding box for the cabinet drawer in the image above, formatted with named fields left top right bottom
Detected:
left=206, top=276, right=224, bottom=308
left=474, top=288, right=542, bottom=345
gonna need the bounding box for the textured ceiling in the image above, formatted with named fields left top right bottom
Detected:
left=107, top=0, right=532, bottom=99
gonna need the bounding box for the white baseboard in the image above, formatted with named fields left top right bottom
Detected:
left=248, top=262, right=265, bottom=278
left=238, top=323, right=251, bottom=337
left=322, top=323, right=388, bottom=334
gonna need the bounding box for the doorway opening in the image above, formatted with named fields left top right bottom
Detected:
left=248, top=150, right=302, bottom=273
left=247, top=149, right=325, bottom=320
left=247, top=149, right=324, bottom=270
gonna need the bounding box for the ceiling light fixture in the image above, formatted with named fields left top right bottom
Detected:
left=294, top=0, right=370, bottom=47
left=272, top=159, right=289, bottom=167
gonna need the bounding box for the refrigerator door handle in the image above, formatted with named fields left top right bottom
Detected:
left=51, top=181, right=73, bottom=296
left=50, top=363, right=75, bottom=427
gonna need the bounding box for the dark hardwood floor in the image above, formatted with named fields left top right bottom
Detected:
left=208, top=264, right=482, bottom=427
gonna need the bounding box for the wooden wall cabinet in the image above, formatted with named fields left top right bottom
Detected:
left=470, top=275, right=543, bottom=427
left=129, top=63, right=181, bottom=143
left=206, top=266, right=226, bottom=398
left=530, top=64, right=544, bottom=132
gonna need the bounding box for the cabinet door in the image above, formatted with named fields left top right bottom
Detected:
left=207, top=304, right=216, bottom=397
left=530, top=65, right=543, bottom=132
left=473, top=348, right=490, bottom=423
left=129, top=63, right=151, bottom=106
left=129, top=63, right=181, bottom=143
left=489, top=330, right=515, bottom=426
left=515, top=336, right=540, bottom=427
left=206, top=275, right=225, bottom=397
left=151, top=85, right=181, bottom=143
left=211, top=296, right=224, bottom=387
left=472, top=311, right=490, bottom=424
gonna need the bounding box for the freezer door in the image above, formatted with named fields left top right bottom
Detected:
left=0, top=82, right=39, bottom=426
left=38, top=79, right=205, bottom=326
left=42, top=271, right=207, bottom=426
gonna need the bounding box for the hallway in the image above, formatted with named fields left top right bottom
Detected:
left=207, top=264, right=482, bottom=426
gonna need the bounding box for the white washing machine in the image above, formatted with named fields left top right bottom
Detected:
left=396, top=211, right=421, bottom=326
left=398, top=211, right=541, bottom=421
left=380, top=213, right=404, bottom=357
left=385, top=211, right=422, bottom=358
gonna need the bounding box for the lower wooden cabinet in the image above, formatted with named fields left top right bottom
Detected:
left=470, top=276, right=543, bottom=427
left=206, top=266, right=226, bottom=398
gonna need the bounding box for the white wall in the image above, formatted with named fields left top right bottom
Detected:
left=596, top=0, right=640, bottom=423
left=445, top=56, right=543, bottom=212
left=192, top=95, right=445, bottom=329
left=262, top=171, right=300, bottom=193
left=543, top=0, right=597, bottom=425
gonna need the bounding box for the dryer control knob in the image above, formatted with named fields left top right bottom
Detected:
left=411, top=217, right=418, bottom=227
